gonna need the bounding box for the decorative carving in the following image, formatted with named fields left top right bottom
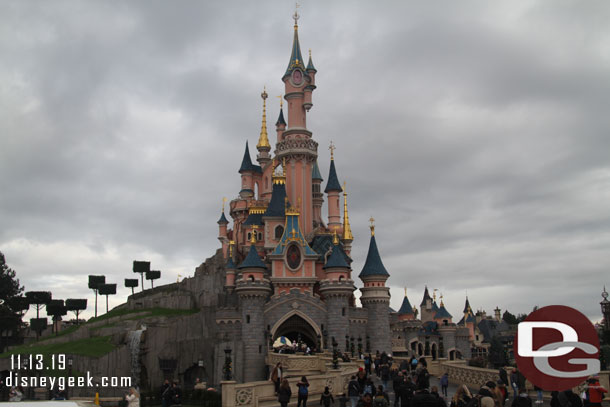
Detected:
left=325, top=378, right=334, bottom=393
left=291, top=301, right=300, bottom=309
left=235, top=389, right=253, bottom=406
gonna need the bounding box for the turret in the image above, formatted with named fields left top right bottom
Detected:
left=275, top=99, right=286, bottom=142
left=239, top=141, right=255, bottom=199
left=311, top=161, right=324, bottom=228
left=225, top=241, right=237, bottom=291
left=256, top=88, right=271, bottom=166
left=434, top=295, right=453, bottom=325
left=303, top=49, right=317, bottom=111
left=494, top=306, right=501, bottom=322
left=217, top=198, right=229, bottom=257
left=397, top=288, right=415, bottom=321
left=320, top=232, right=354, bottom=350
left=235, top=231, right=271, bottom=382
left=262, top=161, right=288, bottom=247
left=359, top=218, right=391, bottom=353
left=325, top=143, right=342, bottom=233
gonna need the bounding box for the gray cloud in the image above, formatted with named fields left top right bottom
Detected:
left=1, top=1, right=609, bottom=321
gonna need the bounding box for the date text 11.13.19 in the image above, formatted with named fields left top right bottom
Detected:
left=11, top=354, right=66, bottom=370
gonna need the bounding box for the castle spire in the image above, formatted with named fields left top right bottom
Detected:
left=324, top=142, right=342, bottom=193
left=306, top=48, right=317, bottom=72
left=285, top=6, right=305, bottom=76
left=359, top=224, right=390, bottom=278
left=257, top=87, right=270, bottom=149
left=239, top=141, right=254, bottom=173
left=342, top=181, right=353, bottom=241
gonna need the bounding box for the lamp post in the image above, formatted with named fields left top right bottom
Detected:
left=350, top=336, right=355, bottom=357
left=366, top=335, right=371, bottom=354
left=317, top=334, right=321, bottom=351
left=358, top=336, right=363, bottom=357
left=345, top=335, right=349, bottom=353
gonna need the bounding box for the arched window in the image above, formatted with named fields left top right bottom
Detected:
left=258, top=232, right=263, bottom=241
left=248, top=275, right=255, bottom=281
left=247, top=232, right=252, bottom=241
left=275, top=225, right=284, bottom=239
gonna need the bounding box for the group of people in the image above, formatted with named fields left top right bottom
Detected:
left=271, top=355, right=610, bottom=407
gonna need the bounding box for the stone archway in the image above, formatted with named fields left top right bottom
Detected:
left=271, top=311, right=321, bottom=349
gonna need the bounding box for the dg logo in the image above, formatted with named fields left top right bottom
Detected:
left=515, top=305, right=600, bottom=390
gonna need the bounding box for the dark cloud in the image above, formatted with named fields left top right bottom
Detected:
left=1, top=1, right=609, bottom=321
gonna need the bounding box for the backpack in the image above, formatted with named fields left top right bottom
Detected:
left=363, top=384, right=373, bottom=395
left=299, top=384, right=308, bottom=396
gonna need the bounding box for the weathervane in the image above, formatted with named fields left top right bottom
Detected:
left=222, top=197, right=227, bottom=212
left=329, top=141, right=336, bottom=160
left=277, top=95, right=283, bottom=108
left=293, top=2, right=300, bottom=25
left=369, top=216, right=375, bottom=236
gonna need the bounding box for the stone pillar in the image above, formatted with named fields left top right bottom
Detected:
left=319, top=280, right=354, bottom=349
left=236, top=280, right=271, bottom=382
left=360, top=286, right=391, bottom=353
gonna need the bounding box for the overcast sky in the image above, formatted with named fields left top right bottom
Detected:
left=1, top=1, right=609, bottom=323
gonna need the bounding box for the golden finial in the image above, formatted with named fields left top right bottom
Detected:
left=277, top=95, right=283, bottom=109
left=229, top=240, right=235, bottom=257
left=342, top=181, right=353, bottom=241
left=309, top=49, right=312, bottom=58
left=440, top=293, right=444, bottom=307
left=257, top=87, right=270, bottom=149
left=332, top=229, right=339, bottom=245
left=222, top=197, right=227, bottom=212
left=433, top=289, right=438, bottom=301
left=404, top=287, right=407, bottom=297
left=177, top=274, right=182, bottom=283
left=369, top=217, right=375, bottom=236
left=282, top=157, right=286, bottom=177
left=251, top=225, right=258, bottom=244
left=329, top=141, right=336, bottom=161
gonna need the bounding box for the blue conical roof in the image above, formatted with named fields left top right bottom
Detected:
left=432, top=301, right=439, bottom=312
left=264, top=181, right=288, bottom=217
left=285, top=25, right=305, bottom=76
left=307, top=54, right=317, bottom=72
left=217, top=212, right=228, bottom=224
left=237, top=244, right=267, bottom=270
left=243, top=212, right=263, bottom=226
left=420, top=286, right=431, bottom=306
left=398, top=295, right=414, bottom=315
left=312, top=161, right=323, bottom=181
left=323, top=242, right=350, bottom=269
left=463, top=297, right=471, bottom=313
left=239, top=141, right=254, bottom=173
left=276, top=108, right=286, bottom=126
left=358, top=235, right=390, bottom=278
left=226, top=257, right=236, bottom=270
left=324, top=159, right=342, bottom=193
left=434, top=303, right=453, bottom=319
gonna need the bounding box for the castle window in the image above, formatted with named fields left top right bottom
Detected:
left=247, top=232, right=252, bottom=241
left=339, top=275, right=344, bottom=281
left=258, top=232, right=263, bottom=241
left=248, top=275, right=255, bottom=281
left=342, top=308, right=346, bottom=316
left=443, top=320, right=448, bottom=326
left=246, top=315, right=251, bottom=324
left=275, top=225, right=284, bottom=240
left=259, top=345, right=262, bottom=353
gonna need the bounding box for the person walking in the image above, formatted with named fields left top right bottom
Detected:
left=271, top=362, right=283, bottom=395
left=399, top=374, right=416, bottom=407
left=439, top=373, right=449, bottom=398
left=381, top=362, right=391, bottom=390
left=170, top=380, right=182, bottom=407
left=374, top=385, right=390, bottom=407
left=297, top=376, right=310, bottom=407
left=278, top=379, right=292, bottom=407
left=533, top=385, right=543, bottom=405
left=348, top=375, right=360, bottom=407
left=392, top=370, right=404, bottom=407
left=586, top=376, right=607, bottom=407
left=510, top=369, right=520, bottom=399
left=499, top=367, right=509, bottom=386
left=320, top=386, right=335, bottom=407
left=161, top=379, right=171, bottom=407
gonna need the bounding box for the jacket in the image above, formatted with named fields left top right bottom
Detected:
left=278, top=386, right=292, bottom=403
left=588, top=382, right=608, bottom=404
left=348, top=379, right=360, bottom=397
left=126, top=393, right=140, bottom=407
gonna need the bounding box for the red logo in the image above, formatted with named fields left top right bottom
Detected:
left=514, top=305, right=599, bottom=390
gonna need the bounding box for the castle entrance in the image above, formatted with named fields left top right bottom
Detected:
left=273, top=314, right=319, bottom=349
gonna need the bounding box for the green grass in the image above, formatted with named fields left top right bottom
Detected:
left=36, top=324, right=80, bottom=342
left=0, top=335, right=115, bottom=358
left=86, top=307, right=198, bottom=324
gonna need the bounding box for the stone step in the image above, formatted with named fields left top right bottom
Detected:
left=257, top=390, right=336, bottom=407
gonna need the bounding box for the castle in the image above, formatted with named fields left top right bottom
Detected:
left=212, top=13, right=495, bottom=382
